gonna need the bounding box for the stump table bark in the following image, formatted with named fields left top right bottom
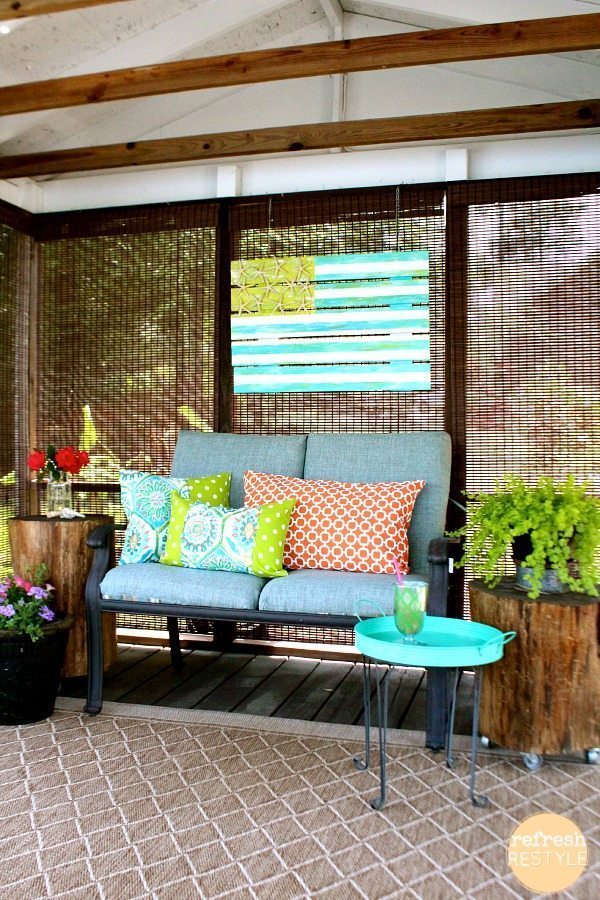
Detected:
left=9, top=515, right=118, bottom=679
left=469, top=579, right=600, bottom=755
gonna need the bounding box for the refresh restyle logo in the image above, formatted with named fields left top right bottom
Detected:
left=507, top=813, right=588, bottom=893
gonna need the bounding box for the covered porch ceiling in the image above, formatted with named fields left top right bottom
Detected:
left=0, top=0, right=598, bottom=188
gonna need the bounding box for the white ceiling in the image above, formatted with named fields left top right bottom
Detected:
left=0, top=0, right=598, bottom=159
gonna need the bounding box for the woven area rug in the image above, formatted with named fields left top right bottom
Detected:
left=0, top=698, right=598, bottom=900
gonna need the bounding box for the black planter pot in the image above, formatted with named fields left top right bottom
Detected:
left=0, top=615, right=73, bottom=726
left=512, top=533, right=534, bottom=563
left=512, top=533, right=566, bottom=594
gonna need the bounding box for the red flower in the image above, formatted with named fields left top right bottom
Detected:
left=55, top=445, right=80, bottom=475
left=28, top=444, right=91, bottom=478
left=27, top=450, right=46, bottom=472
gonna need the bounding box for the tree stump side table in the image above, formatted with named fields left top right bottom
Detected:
left=469, top=579, right=600, bottom=757
left=9, top=515, right=118, bottom=679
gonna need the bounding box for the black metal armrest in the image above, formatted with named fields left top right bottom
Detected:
left=426, top=535, right=460, bottom=618
left=427, top=534, right=461, bottom=566
left=87, top=523, right=126, bottom=549
left=85, top=523, right=125, bottom=607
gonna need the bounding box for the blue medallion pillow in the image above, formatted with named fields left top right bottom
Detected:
left=161, top=493, right=295, bottom=577
left=119, top=470, right=231, bottom=565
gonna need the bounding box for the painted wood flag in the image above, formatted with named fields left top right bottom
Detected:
left=231, top=251, right=430, bottom=394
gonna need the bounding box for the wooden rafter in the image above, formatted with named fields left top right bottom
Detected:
left=1, top=99, right=597, bottom=178
left=1, top=13, right=599, bottom=116
left=0, top=0, right=134, bottom=18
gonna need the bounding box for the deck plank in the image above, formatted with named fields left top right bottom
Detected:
left=118, top=649, right=222, bottom=705
left=164, top=651, right=254, bottom=709
left=313, top=663, right=367, bottom=725
left=355, top=665, right=425, bottom=728
left=61, top=643, right=473, bottom=737
left=200, top=655, right=287, bottom=712
left=273, top=659, right=353, bottom=721
left=233, top=656, right=320, bottom=716
left=102, top=646, right=175, bottom=702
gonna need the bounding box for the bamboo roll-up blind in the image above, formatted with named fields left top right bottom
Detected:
left=35, top=203, right=219, bottom=483
left=229, top=186, right=446, bottom=435
left=460, top=175, right=600, bottom=493
left=448, top=173, right=600, bottom=614
left=0, top=221, right=31, bottom=571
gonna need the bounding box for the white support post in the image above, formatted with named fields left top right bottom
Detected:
left=445, top=148, right=469, bottom=181
left=319, top=0, right=346, bottom=128
left=216, top=165, right=241, bottom=198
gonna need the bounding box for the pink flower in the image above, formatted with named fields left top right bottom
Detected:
left=14, top=576, right=32, bottom=591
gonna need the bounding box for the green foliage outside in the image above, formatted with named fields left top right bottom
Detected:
left=449, top=474, right=600, bottom=598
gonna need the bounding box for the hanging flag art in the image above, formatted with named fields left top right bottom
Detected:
left=231, top=251, right=430, bottom=394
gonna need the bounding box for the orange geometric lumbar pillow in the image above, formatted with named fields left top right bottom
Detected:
left=243, top=471, right=425, bottom=575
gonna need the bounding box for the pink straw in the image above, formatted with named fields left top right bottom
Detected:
left=392, top=558, right=404, bottom=586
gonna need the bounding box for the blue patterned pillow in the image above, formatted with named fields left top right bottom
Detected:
left=119, top=470, right=231, bottom=565
left=169, top=495, right=295, bottom=577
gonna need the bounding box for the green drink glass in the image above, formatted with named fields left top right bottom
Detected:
left=393, top=581, right=428, bottom=642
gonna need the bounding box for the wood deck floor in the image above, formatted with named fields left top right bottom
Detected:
left=62, top=641, right=474, bottom=736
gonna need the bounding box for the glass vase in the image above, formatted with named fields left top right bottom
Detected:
left=46, top=479, right=73, bottom=516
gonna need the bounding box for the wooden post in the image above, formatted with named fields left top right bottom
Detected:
left=470, top=580, right=600, bottom=755
left=8, top=515, right=118, bottom=678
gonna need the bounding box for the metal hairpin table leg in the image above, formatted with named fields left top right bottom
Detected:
left=446, top=666, right=489, bottom=806
left=371, top=662, right=389, bottom=810
left=354, top=658, right=390, bottom=810
left=446, top=667, right=460, bottom=769
left=470, top=667, right=490, bottom=808
left=353, top=657, right=371, bottom=772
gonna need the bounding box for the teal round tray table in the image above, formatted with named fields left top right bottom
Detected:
left=353, top=613, right=515, bottom=810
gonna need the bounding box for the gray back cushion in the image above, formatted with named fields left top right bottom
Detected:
left=304, top=432, right=451, bottom=575
left=171, top=432, right=307, bottom=508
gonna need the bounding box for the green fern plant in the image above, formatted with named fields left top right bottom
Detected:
left=449, top=474, right=600, bottom=599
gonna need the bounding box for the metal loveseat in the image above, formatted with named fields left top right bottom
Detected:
left=84, top=431, right=453, bottom=747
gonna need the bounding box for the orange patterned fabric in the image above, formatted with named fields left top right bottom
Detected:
left=243, top=471, right=425, bottom=575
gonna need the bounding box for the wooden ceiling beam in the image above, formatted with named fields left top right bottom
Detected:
left=0, top=0, right=134, bottom=18
left=1, top=13, right=599, bottom=116
left=0, top=99, right=597, bottom=178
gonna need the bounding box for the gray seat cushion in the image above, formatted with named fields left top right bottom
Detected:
left=171, top=431, right=307, bottom=508
left=303, top=432, right=451, bottom=576
left=258, top=569, right=426, bottom=618
left=101, top=563, right=265, bottom=610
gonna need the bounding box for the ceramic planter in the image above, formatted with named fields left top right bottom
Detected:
left=0, top=614, right=73, bottom=725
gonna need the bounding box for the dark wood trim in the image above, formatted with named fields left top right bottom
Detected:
left=1, top=13, right=599, bottom=115
left=1, top=99, right=598, bottom=178
left=216, top=201, right=232, bottom=434
left=0, top=0, right=135, bottom=18
left=0, top=197, right=35, bottom=235
left=444, top=185, right=469, bottom=617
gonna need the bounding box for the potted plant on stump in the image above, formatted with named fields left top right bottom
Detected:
left=0, top=566, right=73, bottom=725
left=450, top=474, right=600, bottom=599
left=450, top=475, right=600, bottom=765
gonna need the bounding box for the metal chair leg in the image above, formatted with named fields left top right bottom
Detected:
left=167, top=616, right=182, bottom=667
left=84, top=595, right=104, bottom=715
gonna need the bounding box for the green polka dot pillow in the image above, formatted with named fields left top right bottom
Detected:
left=119, top=470, right=231, bottom=565
left=161, top=493, right=296, bottom=578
